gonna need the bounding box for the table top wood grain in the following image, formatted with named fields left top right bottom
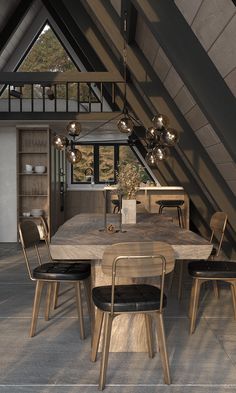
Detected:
left=50, top=213, right=212, bottom=261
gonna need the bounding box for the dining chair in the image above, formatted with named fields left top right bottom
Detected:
left=40, top=216, right=67, bottom=310
left=188, top=260, right=236, bottom=334
left=91, top=241, right=175, bottom=390
left=155, top=199, right=184, bottom=228
left=177, top=211, right=228, bottom=301
left=19, top=220, right=91, bottom=339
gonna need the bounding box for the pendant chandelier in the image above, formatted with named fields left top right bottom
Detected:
left=52, top=12, right=179, bottom=166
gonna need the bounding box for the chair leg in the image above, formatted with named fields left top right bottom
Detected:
left=99, top=313, right=113, bottom=391
left=45, top=282, right=53, bottom=321
left=177, top=261, right=183, bottom=302
left=213, top=280, right=220, bottom=299
left=156, top=312, right=171, bottom=385
left=52, top=282, right=60, bottom=309
left=91, top=308, right=104, bottom=362
left=189, top=278, right=201, bottom=334
left=144, top=314, right=154, bottom=358
left=230, top=283, right=236, bottom=319
left=83, top=277, right=92, bottom=317
left=75, top=282, right=85, bottom=340
left=30, top=280, right=44, bottom=337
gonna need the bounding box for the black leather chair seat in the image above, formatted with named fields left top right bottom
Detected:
left=188, top=260, right=236, bottom=279
left=33, top=262, right=91, bottom=281
left=92, top=284, right=167, bottom=312
left=156, top=200, right=184, bottom=207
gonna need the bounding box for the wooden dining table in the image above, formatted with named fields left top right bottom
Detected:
left=50, top=213, right=212, bottom=352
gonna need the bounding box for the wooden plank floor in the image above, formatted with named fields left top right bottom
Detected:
left=0, top=244, right=236, bottom=393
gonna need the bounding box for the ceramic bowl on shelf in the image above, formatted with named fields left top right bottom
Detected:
left=35, top=165, right=46, bottom=174
left=31, top=209, right=44, bottom=217
left=22, top=212, right=31, bottom=217
left=25, top=164, right=33, bottom=173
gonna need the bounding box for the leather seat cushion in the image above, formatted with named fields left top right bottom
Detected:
left=156, top=199, right=184, bottom=207
left=92, top=284, right=167, bottom=312
left=33, top=262, right=91, bottom=281
left=188, top=260, right=236, bottom=279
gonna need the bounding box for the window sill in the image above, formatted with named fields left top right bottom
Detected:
left=67, top=184, right=106, bottom=191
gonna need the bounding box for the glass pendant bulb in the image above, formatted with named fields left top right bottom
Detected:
left=153, top=146, right=169, bottom=162
left=145, top=150, right=156, bottom=167
left=52, top=135, right=68, bottom=151
left=66, top=121, right=81, bottom=137
left=152, top=114, right=169, bottom=130
left=117, top=117, right=134, bottom=134
left=146, top=126, right=158, bottom=143
left=161, top=128, right=179, bottom=146
left=66, top=148, right=82, bottom=164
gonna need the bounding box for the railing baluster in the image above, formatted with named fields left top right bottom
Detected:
left=100, top=82, right=103, bottom=112
left=66, top=82, right=68, bottom=112
left=31, top=84, right=34, bottom=112
left=77, top=82, right=80, bottom=112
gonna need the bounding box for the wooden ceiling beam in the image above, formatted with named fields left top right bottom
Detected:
left=0, top=71, right=123, bottom=84
left=0, top=0, right=33, bottom=53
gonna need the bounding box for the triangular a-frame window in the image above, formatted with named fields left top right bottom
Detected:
left=0, top=23, right=99, bottom=105
left=18, top=23, right=79, bottom=72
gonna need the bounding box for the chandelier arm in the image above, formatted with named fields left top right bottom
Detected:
left=71, top=113, right=122, bottom=145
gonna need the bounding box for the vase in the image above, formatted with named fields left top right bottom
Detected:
left=121, top=199, right=136, bottom=224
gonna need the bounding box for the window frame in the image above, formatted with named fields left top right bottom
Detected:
left=69, top=142, right=155, bottom=186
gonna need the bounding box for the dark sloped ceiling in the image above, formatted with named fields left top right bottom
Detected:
left=0, top=0, right=235, bottom=256
left=80, top=0, right=235, bottom=256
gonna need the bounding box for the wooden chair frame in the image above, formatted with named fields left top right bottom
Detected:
left=189, top=276, right=236, bottom=334
left=91, top=241, right=175, bottom=390
left=19, top=221, right=91, bottom=339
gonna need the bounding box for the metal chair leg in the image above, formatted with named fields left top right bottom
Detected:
left=45, top=282, right=53, bottom=321
left=91, top=308, right=104, bottom=362
left=144, top=314, right=154, bottom=358
left=30, top=280, right=44, bottom=337
left=156, top=312, right=171, bottom=385
left=83, top=277, right=92, bottom=317
left=75, top=282, right=85, bottom=340
left=213, top=280, right=220, bottom=298
left=190, top=278, right=201, bottom=334
left=52, top=282, right=60, bottom=309
left=177, top=261, right=183, bottom=301
left=99, top=313, right=113, bottom=390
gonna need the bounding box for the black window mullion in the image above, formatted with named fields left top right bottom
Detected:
left=94, top=145, right=99, bottom=183
left=114, top=145, right=119, bottom=183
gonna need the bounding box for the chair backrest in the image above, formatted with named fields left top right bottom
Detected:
left=19, top=220, right=41, bottom=249
left=40, top=216, right=49, bottom=241
left=18, top=220, right=46, bottom=280
left=102, top=241, right=175, bottom=315
left=102, top=241, right=175, bottom=278
left=209, top=212, right=228, bottom=254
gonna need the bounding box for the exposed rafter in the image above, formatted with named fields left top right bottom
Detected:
left=82, top=0, right=236, bottom=256
left=132, top=0, right=236, bottom=162
left=0, top=71, right=123, bottom=84
left=0, top=0, right=33, bottom=53
left=41, top=0, right=105, bottom=72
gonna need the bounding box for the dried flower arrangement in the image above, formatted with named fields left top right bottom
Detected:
left=116, top=162, right=142, bottom=199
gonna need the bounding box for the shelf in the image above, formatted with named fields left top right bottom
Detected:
left=19, top=194, right=48, bottom=197
left=17, top=128, right=51, bottom=238
left=19, top=151, right=48, bottom=154
left=19, top=215, right=48, bottom=219
left=19, top=173, right=47, bottom=176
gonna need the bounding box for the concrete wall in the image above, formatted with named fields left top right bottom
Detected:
left=0, top=127, right=17, bottom=242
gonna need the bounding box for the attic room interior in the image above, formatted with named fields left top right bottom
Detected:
left=0, top=0, right=236, bottom=392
